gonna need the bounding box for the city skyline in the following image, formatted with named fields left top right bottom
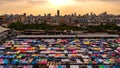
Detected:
left=0, top=0, right=120, bottom=15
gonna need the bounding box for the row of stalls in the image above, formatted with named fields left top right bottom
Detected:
left=0, top=65, right=120, bottom=68
left=0, top=38, right=120, bottom=68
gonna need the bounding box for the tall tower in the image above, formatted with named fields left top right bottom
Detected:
left=57, top=10, right=60, bottom=16
left=23, top=13, right=26, bottom=16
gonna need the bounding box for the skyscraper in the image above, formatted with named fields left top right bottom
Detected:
left=57, top=10, right=60, bottom=16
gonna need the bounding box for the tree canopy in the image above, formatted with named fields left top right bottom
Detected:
left=8, top=22, right=120, bottom=31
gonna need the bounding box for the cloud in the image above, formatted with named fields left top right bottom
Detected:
left=0, top=0, right=49, bottom=9
left=75, top=0, right=120, bottom=2
left=0, top=0, right=23, bottom=2
left=0, top=0, right=48, bottom=6
left=0, top=0, right=47, bottom=3
left=27, top=0, right=48, bottom=5
left=0, top=0, right=119, bottom=15
left=0, top=0, right=23, bottom=5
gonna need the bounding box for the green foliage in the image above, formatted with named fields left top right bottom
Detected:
left=8, top=22, right=120, bottom=31
left=8, top=23, right=25, bottom=30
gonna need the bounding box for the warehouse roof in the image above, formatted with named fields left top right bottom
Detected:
left=17, top=34, right=119, bottom=38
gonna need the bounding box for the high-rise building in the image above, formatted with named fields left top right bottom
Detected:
left=0, top=16, right=5, bottom=25
left=74, top=12, right=76, bottom=16
left=47, top=13, right=51, bottom=17
left=23, top=13, right=26, bottom=16
left=57, top=10, right=60, bottom=16
left=44, top=14, right=46, bottom=17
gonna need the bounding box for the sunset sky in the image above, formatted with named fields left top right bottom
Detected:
left=0, top=0, right=120, bottom=15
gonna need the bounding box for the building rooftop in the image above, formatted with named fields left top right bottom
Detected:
left=0, top=26, right=9, bottom=33
left=17, top=35, right=76, bottom=38
left=77, top=34, right=119, bottom=38
left=17, top=34, right=119, bottom=38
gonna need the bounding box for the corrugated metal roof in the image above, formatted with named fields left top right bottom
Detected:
left=17, top=35, right=76, bottom=38
left=17, top=34, right=119, bottom=38
left=77, top=34, right=119, bottom=38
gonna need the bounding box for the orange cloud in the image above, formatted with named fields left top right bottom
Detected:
left=0, top=0, right=119, bottom=15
